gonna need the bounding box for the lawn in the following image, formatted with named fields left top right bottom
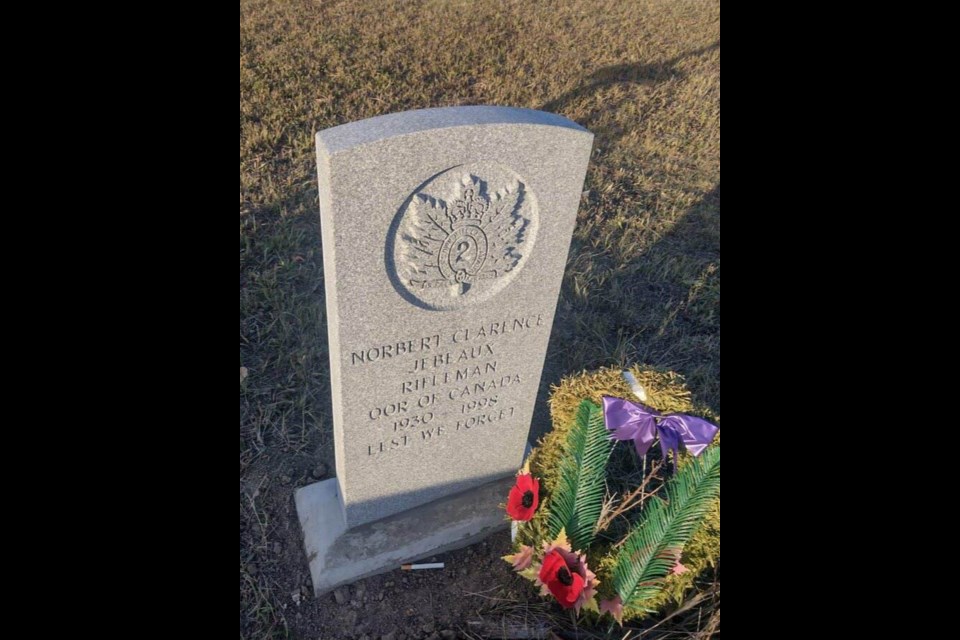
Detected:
left=240, top=0, right=719, bottom=637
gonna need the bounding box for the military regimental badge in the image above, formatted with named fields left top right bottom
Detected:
left=393, top=162, right=539, bottom=310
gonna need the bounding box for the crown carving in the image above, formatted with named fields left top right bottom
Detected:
left=445, top=184, right=489, bottom=228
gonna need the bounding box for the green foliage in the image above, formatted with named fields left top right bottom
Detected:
left=525, top=365, right=720, bottom=622
left=546, top=399, right=613, bottom=551
left=612, top=446, right=720, bottom=609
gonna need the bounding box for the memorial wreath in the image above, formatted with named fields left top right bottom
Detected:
left=502, top=366, right=720, bottom=624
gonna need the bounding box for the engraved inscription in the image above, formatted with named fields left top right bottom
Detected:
left=352, top=311, right=551, bottom=458
left=393, top=162, right=539, bottom=310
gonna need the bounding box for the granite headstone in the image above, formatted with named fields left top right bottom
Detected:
left=295, top=106, right=593, bottom=594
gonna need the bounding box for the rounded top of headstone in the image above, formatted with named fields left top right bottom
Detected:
left=316, top=106, right=591, bottom=156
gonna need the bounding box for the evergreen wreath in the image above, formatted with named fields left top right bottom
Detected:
left=502, top=365, right=720, bottom=624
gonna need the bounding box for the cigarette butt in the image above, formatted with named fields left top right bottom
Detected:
left=401, top=562, right=445, bottom=570
left=622, top=370, right=648, bottom=402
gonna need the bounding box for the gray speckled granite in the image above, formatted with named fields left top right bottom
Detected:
left=295, top=475, right=515, bottom=595
left=306, top=107, right=592, bottom=532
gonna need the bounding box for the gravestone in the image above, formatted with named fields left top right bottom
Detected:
left=295, top=106, right=593, bottom=594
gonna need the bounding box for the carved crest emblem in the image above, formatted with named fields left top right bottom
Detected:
left=393, top=164, right=538, bottom=310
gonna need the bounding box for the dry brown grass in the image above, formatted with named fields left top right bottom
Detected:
left=240, top=1, right=719, bottom=637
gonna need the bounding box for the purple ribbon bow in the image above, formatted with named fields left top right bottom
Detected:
left=602, top=396, right=719, bottom=465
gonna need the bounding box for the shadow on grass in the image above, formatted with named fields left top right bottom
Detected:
left=529, top=44, right=721, bottom=435
left=542, top=42, right=719, bottom=111
left=541, top=41, right=720, bottom=153
left=532, top=183, right=721, bottom=441
left=239, top=189, right=332, bottom=464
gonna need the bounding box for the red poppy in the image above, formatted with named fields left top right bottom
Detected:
left=506, top=473, right=539, bottom=521
left=538, top=549, right=585, bottom=608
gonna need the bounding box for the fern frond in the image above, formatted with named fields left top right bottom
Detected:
left=546, top=399, right=613, bottom=551
left=612, top=446, right=720, bottom=607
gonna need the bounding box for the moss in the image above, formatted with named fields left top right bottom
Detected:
left=516, top=365, right=720, bottom=622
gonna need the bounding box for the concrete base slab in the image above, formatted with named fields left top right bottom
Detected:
left=295, top=475, right=514, bottom=596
